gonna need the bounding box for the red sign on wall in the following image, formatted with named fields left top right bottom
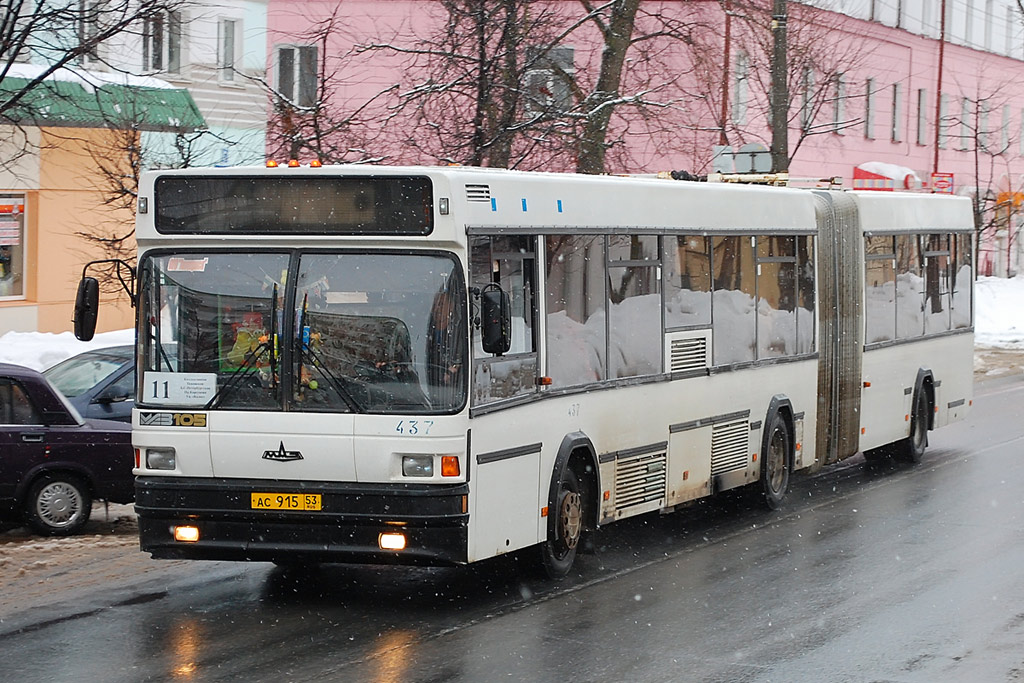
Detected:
left=931, top=173, right=954, bottom=194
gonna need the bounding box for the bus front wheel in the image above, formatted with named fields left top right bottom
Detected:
left=761, top=414, right=791, bottom=510
left=539, top=467, right=583, bottom=579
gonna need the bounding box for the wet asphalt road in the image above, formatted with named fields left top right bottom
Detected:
left=1, top=375, right=1023, bottom=682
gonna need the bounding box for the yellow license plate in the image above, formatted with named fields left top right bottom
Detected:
left=251, top=493, right=322, bottom=511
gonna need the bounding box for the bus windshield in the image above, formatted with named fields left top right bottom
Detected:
left=138, top=251, right=467, bottom=414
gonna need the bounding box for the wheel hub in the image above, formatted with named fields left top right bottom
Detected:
left=37, top=483, right=79, bottom=525
left=559, top=490, right=582, bottom=550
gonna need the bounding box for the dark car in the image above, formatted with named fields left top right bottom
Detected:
left=0, top=363, right=134, bottom=535
left=43, top=345, right=135, bottom=423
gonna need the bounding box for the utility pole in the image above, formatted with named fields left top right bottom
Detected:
left=932, top=0, right=946, bottom=176
left=770, top=0, right=789, bottom=173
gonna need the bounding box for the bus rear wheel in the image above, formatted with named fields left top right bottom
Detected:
left=539, top=467, right=583, bottom=579
left=898, top=389, right=929, bottom=463
left=761, top=414, right=791, bottom=510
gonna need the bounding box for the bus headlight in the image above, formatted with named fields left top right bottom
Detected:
left=146, top=448, right=176, bottom=470
left=402, top=455, right=433, bottom=477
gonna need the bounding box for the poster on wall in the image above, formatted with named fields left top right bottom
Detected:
left=0, top=195, right=25, bottom=298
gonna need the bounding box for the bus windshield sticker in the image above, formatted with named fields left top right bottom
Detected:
left=166, top=257, right=209, bottom=272
left=145, top=372, right=217, bottom=405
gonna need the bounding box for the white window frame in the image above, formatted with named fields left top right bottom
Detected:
left=523, top=45, right=575, bottom=117
left=143, top=10, right=183, bottom=74
left=732, top=51, right=749, bottom=126
left=832, top=73, right=846, bottom=134
left=276, top=44, right=319, bottom=108
left=218, top=18, right=239, bottom=82
left=891, top=82, right=902, bottom=142
left=916, top=88, right=928, bottom=146
left=864, top=78, right=876, bottom=140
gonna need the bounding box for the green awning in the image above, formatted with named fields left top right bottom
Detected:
left=0, top=74, right=205, bottom=133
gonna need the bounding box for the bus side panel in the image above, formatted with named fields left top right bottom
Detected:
left=860, top=334, right=973, bottom=451
left=468, top=427, right=541, bottom=563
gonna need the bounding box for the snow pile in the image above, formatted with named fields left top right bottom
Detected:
left=0, top=328, right=134, bottom=371
left=975, top=276, right=1024, bottom=348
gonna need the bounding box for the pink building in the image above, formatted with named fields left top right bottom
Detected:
left=267, top=0, right=1024, bottom=275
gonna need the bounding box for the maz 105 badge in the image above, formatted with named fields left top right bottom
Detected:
left=144, top=372, right=216, bottom=405
left=139, top=412, right=207, bottom=427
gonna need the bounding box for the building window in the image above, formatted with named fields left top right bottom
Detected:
left=938, top=94, right=949, bottom=149
left=524, top=46, right=574, bottom=116
left=277, top=45, right=318, bottom=107
left=864, top=78, right=875, bottom=139
left=832, top=73, right=846, bottom=134
left=143, top=11, right=182, bottom=73
left=965, top=0, right=975, bottom=47
left=960, top=97, right=971, bottom=151
left=916, top=88, right=928, bottom=145
left=984, top=0, right=994, bottom=50
left=0, top=196, right=26, bottom=300
left=78, top=0, right=100, bottom=65
left=733, top=51, right=749, bottom=126
left=800, top=67, right=815, bottom=133
left=1001, top=105, right=1011, bottom=154
left=218, top=19, right=237, bottom=81
left=891, top=82, right=902, bottom=142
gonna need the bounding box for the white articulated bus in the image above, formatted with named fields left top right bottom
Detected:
left=76, top=165, right=974, bottom=577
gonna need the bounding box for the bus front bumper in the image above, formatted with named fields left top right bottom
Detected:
left=135, top=476, right=469, bottom=566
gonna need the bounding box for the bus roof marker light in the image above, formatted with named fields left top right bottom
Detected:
left=310, top=159, right=322, bottom=168
left=266, top=160, right=278, bottom=168
left=288, top=159, right=300, bottom=168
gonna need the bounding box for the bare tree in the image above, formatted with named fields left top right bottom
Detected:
left=1, top=1, right=188, bottom=122
left=688, top=0, right=868, bottom=169
left=259, top=6, right=394, bottom=164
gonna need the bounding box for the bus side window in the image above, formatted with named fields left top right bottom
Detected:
left=470, top=235, right=538, bottom=403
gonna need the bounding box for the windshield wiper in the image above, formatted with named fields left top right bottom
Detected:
left=205, top=284, right=279, bottom=410
left=295, top=292, right=362, bottom=413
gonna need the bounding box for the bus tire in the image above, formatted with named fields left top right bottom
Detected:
left=539, top=466, right=583, bottom=579
left=898, top=388, right=929, bottom=463
left=761, top=413, right=791, bottom=510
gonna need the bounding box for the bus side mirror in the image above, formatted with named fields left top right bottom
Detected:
left=73, top=277, right=100, bottom=342
left=481, top=288, right=511, bottom=355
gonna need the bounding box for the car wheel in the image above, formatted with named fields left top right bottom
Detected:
left=26, top=474, right=92, bottom=536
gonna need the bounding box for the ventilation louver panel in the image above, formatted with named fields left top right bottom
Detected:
left=670, top=336, right=708, bottom=373
left=466, top=184, right=491, bottom=202
left=711, top=420, right=749, bottom=476
left=615, top=449, right=667, bottom=511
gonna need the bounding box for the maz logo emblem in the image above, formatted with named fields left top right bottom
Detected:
left=262, top=441, right=303, bottom=462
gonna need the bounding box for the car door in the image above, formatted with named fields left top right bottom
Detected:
left=0, top=378, right=45, bottom=505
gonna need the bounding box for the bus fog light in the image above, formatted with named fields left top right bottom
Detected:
left=173, top=525, right=200, bottom=542
left=147, top=448, right=176, bottom=470
left=379, top=532, right=406, bottom=550
left=402, top=455, right=433, bottom=477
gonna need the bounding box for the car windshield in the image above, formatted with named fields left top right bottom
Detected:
left=44, top=348, right=133, bottom=398
left=138, top=251, right=467, bottom=414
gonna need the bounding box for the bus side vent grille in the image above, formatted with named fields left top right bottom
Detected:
left=466, top=184, right=492, bottom=202
left=670, top=337, right=708, bottom=373
left=711, top=420, right=749, bottom=475
left=614, top=449, right=667, bottom=511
